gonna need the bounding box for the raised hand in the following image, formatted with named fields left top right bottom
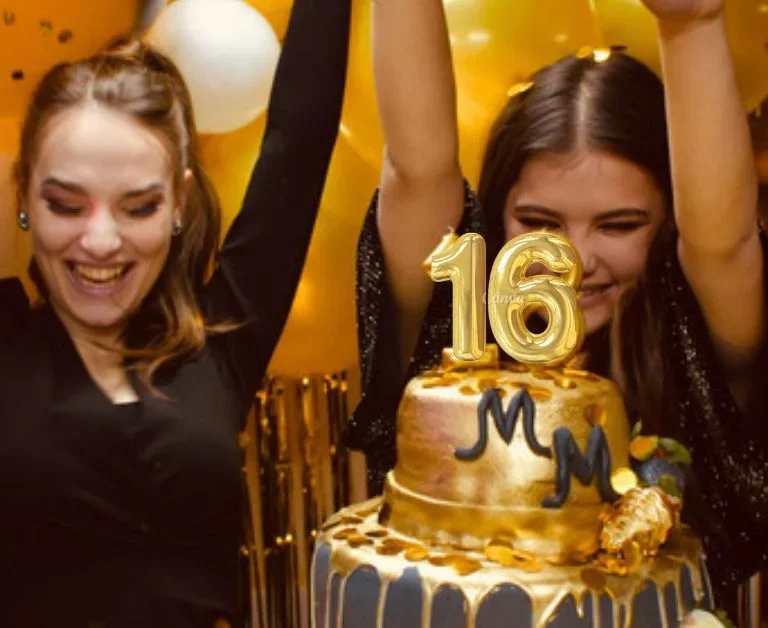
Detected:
left=639, top=0, right=722, bottom=21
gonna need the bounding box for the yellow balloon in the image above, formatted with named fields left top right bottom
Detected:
left=593, top=0, right=768, bottom=110
left=0, top=1, right=142, bottom=119
left=341, top=0, right=597, bottom=183
left=246, top=0, right=293, bottom=41
left=199, top=114, right=269, bottom=235
left=0, top=117, right=35, bottom=294
left=268, top=138, right=379, bottom=376
left=201, top=123, right=379, bottom=376
left=0, top=145, right=18, bottom=281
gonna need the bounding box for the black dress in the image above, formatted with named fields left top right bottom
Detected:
left=346, top=184, right=768, bottom=612
left=0, top=0, right=350, bottom=624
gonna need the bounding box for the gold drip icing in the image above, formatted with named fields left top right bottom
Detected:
left=375, top=579, right=389, bottom=627
left=317, top=500, right=707, bottom=628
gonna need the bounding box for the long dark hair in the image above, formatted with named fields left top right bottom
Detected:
left=15, top=38, right=228, bottom=387
left=477, top=51, right=675, bottom=431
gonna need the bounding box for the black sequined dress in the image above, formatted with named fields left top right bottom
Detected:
left=346, top=183, right=768, bottom=611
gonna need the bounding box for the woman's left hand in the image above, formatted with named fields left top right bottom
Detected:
left=639, top=0, right=722, bottom=21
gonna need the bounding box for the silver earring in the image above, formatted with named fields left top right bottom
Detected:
left=17, top=211, right=29, bottom=231
left=172, top=219, right=182, bottom=236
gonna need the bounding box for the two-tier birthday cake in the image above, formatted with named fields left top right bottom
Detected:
left=311, top=346, right=714, bottom=627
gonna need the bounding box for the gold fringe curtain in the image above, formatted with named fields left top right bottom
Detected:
left=239, top=370, right=367, bottom=628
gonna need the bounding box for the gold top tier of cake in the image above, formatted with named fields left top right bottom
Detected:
left=383, top=345, right=630, bottom=565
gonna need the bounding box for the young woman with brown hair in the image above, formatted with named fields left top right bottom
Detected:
left=0, top=0, right=350, bottom=624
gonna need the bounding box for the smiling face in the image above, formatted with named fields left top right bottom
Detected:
left=504, top=149, right=667, bottom=335
left=24, top=104, right=184, bottom=337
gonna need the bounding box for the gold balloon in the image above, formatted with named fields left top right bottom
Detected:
left=428, top=232, right=487, bottom=361
left=267, top=138, right=379, bottom=376
left=0, top=118, right=34, bottom=293
left=199, top=114, right=269, bottom=235
left=593, top=0, right=768, bottom=110
left=341, top=0, right=597, bottom=183
left=246, top=0, right=293, bottom=41
left=488, top=232, right=585, bottom=366
left=342, top=0, right=768, bottom=187
left=0, top=144, right=18, bottom=281
left=0, top=1, right=142, bottom=119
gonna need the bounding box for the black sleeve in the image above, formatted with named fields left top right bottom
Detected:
left=202, top=0, right=351, bottom=403
left=0, top=277, right=30, bottom=341
left=345, top=182, right=487, bottom=494
left=661, top=228, right=768, bottom=602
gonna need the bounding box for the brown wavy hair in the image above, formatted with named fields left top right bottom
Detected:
left=14, top=38, right=229, bottom=388
left=477, top=51, right=675, bottom=432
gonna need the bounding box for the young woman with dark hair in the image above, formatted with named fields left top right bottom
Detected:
left=347, top=0, right=767, bottom=613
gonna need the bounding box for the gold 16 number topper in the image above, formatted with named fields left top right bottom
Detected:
left=426, top=231, right=586, bottom=366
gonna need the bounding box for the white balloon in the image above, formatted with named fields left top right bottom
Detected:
left=145, top=0, right=281, bottom=134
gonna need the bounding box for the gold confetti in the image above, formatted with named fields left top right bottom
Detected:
left=531, top=370, right=554, bottom=380
left=593, top=47, right=612, bottom=63
left=553, top=375, right=577, bottom=389
left=340, top=515, right=363, bottom=524
left=450, top=557, right=482, bottom=576
left=484, top=544, right=518, bottom=567
left=333, top=527, right=358, bottom=540
left=428, top=555, right=451, bottom=567
left=477, top=378, right=499, bottom=391
left=528, top=387, right=553, bottom=402
left=376, top=544, right=404, bottom=556
left=459, top=385, right=480, bottom=396
left=504, top=362, right=529, bottom=373
left=347, top=534, right=374, bottom=548
left=510, top=547, right=538, bottom=562
left=365, top=529, right=389, bottom=539
left=380, top=538, right=409, bottom=551
left=404, top=546, right=429, bottom=562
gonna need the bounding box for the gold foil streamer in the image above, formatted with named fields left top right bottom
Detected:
left=241, top=370, right=360, bottom=627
